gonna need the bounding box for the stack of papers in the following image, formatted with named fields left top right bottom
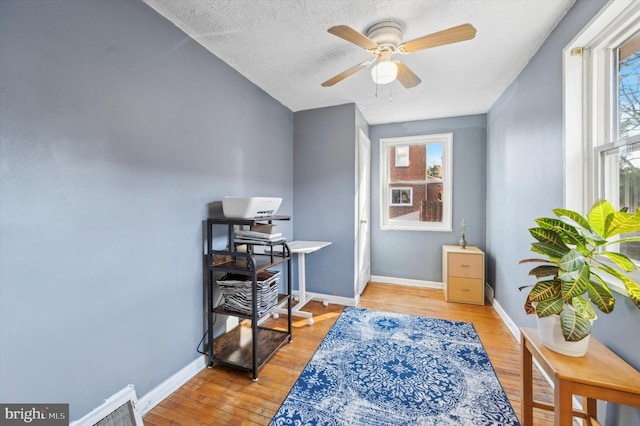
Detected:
left=235, top=230, right=285, bottom=244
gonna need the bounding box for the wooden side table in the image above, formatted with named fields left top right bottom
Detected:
left=520, top=327, right=640, bottom=425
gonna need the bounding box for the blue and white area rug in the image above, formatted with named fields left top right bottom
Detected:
left=270, top=307, right=520, bottom=425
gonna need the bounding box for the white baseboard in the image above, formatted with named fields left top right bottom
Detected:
left=291, top=290, right=358, bottom=307
left=137, top=355, right=206, bottom=415
left=490, top=297, right=521, bottom=343
left=485, top=282, right=495, bottom=304
left=490, top=298, right=556, bottom=383
left=370, top=275, right=442, bottom=289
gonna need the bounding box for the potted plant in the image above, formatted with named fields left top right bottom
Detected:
left=519, top=199, right=640, bottom=356
left=460, top=219, right=467, bottom=248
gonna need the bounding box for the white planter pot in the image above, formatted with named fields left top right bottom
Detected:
left=535, top=314, right=593, bottom=357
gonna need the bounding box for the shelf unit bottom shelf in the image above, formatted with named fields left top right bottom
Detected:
left=210, top=322, right=291, bottom=373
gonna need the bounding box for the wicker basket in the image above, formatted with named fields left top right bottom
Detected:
left=217, top=270, right=280, bottom=317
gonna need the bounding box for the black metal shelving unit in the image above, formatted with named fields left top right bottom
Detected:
left=205, top=215, right=292, bottom=381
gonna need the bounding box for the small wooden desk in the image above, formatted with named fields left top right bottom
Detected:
left=520, top=327, right=640, bottom=426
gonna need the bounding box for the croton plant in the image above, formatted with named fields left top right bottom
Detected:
left=519, top=200, right=640, bottom=341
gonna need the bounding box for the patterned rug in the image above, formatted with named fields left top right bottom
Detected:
left=270, top=307, right=520, bottom=425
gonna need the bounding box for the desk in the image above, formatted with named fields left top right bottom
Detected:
left=520, top=327, right=640, bottom=426
left=274, top=241, right=331, bottom=325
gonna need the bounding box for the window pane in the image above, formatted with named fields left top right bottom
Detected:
left=602, top=142, right=640, bottom=261
left=395, top=146, right=409, bottom=167
left=380, top=133, right=452, bottom=231
left=425, top=143, right=443, bottom=222
left=387, top=143, right=443, bottom=223
left=618, top=33, right=640, bottom=139
left=390, top=145, right=425, bottom=182
left=427, top=143, right=442, bottom=177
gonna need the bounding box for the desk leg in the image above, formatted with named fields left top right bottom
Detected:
left=274, top=253, right=314, bottom=325
left=298, top=253, right=306, bottom=307
left=521, top=335, right=534, bottom=426
left=555, top=378, right=573, bottom=426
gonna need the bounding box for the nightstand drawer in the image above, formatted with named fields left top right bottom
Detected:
left=448, top=253, right=483, bottom=278
left=448, top=278, right=484, bottom=304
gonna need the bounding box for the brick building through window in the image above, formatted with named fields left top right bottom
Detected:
left=389, top=144, right=443, bottom=222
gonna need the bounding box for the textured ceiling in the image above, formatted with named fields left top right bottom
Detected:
left=143, top=0, right=574, bottom=125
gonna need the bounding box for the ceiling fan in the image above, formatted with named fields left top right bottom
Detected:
left=321, top=21, right=476, bottom=88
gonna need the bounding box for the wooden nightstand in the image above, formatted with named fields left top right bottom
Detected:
left=442, top=245, right=485, bottom=305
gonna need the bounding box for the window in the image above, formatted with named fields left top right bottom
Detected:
left=390, top=187, right=413, bottom=206
left=564, top=0, right=640, bottom=290
left=380, top=133, right=452, bottom=231
left=395, top=146, right=410, bottom=167
left=597, top=39, right=640, bottom=261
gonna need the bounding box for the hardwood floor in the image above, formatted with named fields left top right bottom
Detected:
left=143, top=282, right=555, bottom=425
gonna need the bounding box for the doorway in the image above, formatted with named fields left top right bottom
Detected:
left=356, top=128, right=371, bottom=295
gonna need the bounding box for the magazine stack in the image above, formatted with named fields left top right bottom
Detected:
left=234, top=223, right=285, bottom=244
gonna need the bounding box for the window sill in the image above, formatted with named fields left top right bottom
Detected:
left=380, top=223, right=452, bottom=232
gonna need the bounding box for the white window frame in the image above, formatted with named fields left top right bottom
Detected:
left=564, top=0, right=640, bottom=294
left=380, top=133, right=453, bottom=231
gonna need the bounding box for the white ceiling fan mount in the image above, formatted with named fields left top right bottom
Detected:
left=365, top=21, right=403, bottom=53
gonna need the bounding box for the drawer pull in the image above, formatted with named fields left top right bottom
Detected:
left=461, top=289, right=470, bottom=292
left=461, top=265, right=470, bottom=268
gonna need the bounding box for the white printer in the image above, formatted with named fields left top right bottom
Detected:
left=222, top=196, right=282, bottom=218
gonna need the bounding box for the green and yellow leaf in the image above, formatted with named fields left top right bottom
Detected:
left=560, top=263, right=589, bottom=300
left=524, top=297, right=535, bottom=315
left=560, top=306, right=592, bottom=341
left=609, top=236, right=640, bottom=245
left=586, top=279, right=615, bottom=313
left=620, top=275, right=640, bottom=309
left=531, top=242, right=569, bottom=260
left=535, top=217, right=586, bottom=246
left=588, top=199, right=616, bottom=237
left=535, top=298, right=564, bottom=317
left=553, top=208, right=592, bottom=232
left=600, top=251, right=636, bottom=272
left=571, top=296, right=597, bottom=319
left=529, top=228, right=567, bottom=246
left=559, top=249, right=585, bottom=273
left=528, top=280, right=561, bottom=301
left=519, top=258, right=556, bottom=265
left=528, top=265, right=559, bottom=278
left=605, top=210, right=640, bottom=238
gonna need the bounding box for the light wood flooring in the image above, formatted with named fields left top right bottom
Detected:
left=143, top=282, right=555, bottom=425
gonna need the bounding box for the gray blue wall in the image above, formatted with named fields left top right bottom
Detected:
left=0, top=0, right=293, bottom=419
left=487, top=0, right=639, bottom=421
left=293, top=104, right=363, bottom=299
left=369, top=115, right=487, bottom=282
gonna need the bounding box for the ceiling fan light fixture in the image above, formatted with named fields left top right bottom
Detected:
left=371, top=60, right=398, bottom=85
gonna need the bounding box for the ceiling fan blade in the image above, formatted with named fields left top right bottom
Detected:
left=395, top=61, right=421, bottom=88
left=321, top=62, right=371, bottom=87
left=400, top=23, right=476, bottom=53
left=328, top=25, right=378, bottom=50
